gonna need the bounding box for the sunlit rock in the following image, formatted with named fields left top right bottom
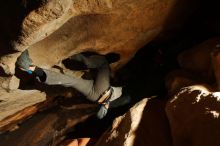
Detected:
left=96, top=98, right=172, bottom=146
left=0, top=76, right=20, bottom=91
left=0, top=89, right=46, bottom=131
left=95, top=98, right=149, bottom=146
left=17, top=0, right=177, bottom=69
left=166, top=85, right=220, bottom=146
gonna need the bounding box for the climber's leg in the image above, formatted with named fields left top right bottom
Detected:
left=34, top=67, right=94, bottom=98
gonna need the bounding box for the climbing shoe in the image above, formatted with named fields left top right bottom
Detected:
left=16, top=50, right=33, bottom=71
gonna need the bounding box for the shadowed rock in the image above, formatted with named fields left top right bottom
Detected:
left=95, top=98, right=172, bottom=146
left=166, top=85, right=220, bottom=146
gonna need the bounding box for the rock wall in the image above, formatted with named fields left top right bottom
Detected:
left=95, top=98, right=172, bottom=146
left=1, top=0, right=180, bottom=76
left=17, top=0, right=177, bottom=70
left=165, top=38, right=220, bottom=146
left=0, top=0, right=201, bottom=138
left=166, top=85, right=220, bottom=146
left=0, top=0, right=178, bottom=124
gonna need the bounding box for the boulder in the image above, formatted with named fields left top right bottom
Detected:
left=177, top=37, right=220, bottom=81
left=0, top=76, right=20, bottom=91
left=166, top=85, right=220, bottom=146
left=16, top=0, right=177, bottom=70
left=0, top=89, right=46, bottom=131
left=0, top=0, right=183, bottom=127
left=165, top=70, right=197, bottom=96
left=0, top=101, right=97, bottom=146
left=0, top=0, right=180, bottom=77
left=95, top=98, right=172, bottom=146
left=211, top=48, right=220, bottom=90
left=0, top=0, right=199, bottom=94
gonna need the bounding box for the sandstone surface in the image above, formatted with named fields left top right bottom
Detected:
left=95, top=98, right=172, bottom=146
left=0, top=0, right=178, bottom=76
left=166, top=85, right=220, bottom=146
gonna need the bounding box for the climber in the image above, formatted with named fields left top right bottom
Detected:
left=16, top=50, right=131, bottom=119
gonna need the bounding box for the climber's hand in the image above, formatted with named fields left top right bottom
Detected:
left=16, top=50, right=33, bottom=72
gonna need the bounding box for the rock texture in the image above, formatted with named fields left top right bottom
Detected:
left=166, top=38, right=220, bottom=96
left=166, top=85, right=220, bottom=146
left=165, top=38, right=220, bottom=146
left=0, top=89, right=46, bottom=132
left=0, top=76, right=20, bottom=91
left=0, top=67, right=85, bottom=131
left=21, top=0, right=176, bottom=70
left=0, top=0, right=181, bottom=129
left=0, top=0, right=206, bottom=144
left=177, top=37, right=220, bottom=82
left=0, top=0, right=178, bottom=76
left=95, top=98, right=172, bottom=146
left=0, top=99, right=97, bottom=146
